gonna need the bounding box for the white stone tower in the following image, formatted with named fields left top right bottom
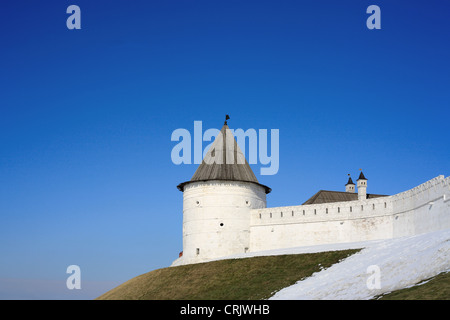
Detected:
left=176, top=117, right=271, bottom=265
left=357, top=171, right=367, bottom=200
left=345, top=174, right=355, bottom=193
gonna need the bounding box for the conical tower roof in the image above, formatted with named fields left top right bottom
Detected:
left=357, top=171, right=367, bottom=180
left=345, top=176, right=355, bottom=186
left=177, top=122, right=271, bottom=193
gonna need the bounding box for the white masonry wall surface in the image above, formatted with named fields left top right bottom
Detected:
left=181, top=180, right=266, bottom=264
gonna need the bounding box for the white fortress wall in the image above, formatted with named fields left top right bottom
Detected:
left=249, top=176, right=450, bottom=252
left=391, top=175, right=450, bottom=237
left=249, top=197, right=393, bottom=252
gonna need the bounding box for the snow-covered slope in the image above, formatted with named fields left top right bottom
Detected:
left=269, top=228, right=450, bottom=300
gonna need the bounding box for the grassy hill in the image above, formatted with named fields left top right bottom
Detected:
left=97, top=249, right=449, bottom=300
left=97, top=249, right=358, bottom=300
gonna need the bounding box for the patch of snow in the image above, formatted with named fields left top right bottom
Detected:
left=269, top=228, right=450, bottom=300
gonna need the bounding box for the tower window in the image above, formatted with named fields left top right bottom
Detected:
left=303, top=210, right=305, bottom=215
left=350, top=206, right=352, bottom=212
left=384, top=202, right=387, bottom=208
left=361, top=205, right=364, bottom=211
left=338, top=207, right=340, bottom=213
left=292, top=211, right=294, bottom=216
left=326, top=208, right=328, bottom=214
left=219, top=223, right=224, bottom=227
left=196, top=248, right=200, bottom=255
left=314, top=209, right=316, bottom=215
left=281, top=212, right=283, bottom=218
left=270, top=212, right=272, bottom=218
left=373, top=204, right=375, bottom=210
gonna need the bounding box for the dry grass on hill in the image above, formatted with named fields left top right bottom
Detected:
left=97, top=249, right=359, bottom=300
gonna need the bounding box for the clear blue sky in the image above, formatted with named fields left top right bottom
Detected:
left=0, top=0, right=449, bottom=299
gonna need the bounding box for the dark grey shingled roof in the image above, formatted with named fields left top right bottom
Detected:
left=357, top=171, right=367, bottom=180
left=345, top=177, right=355, bottom=186
left=302, top=190, right=388, bottom=205
left=177, top=123, right=271, bottom=193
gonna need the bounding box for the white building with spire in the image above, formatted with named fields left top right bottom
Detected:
left=173, top=120, right=450, bottom=266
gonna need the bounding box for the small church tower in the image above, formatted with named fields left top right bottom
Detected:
left=357, top=171, right=367, bottom=200
left=345, top=174, right=355, bottom=193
